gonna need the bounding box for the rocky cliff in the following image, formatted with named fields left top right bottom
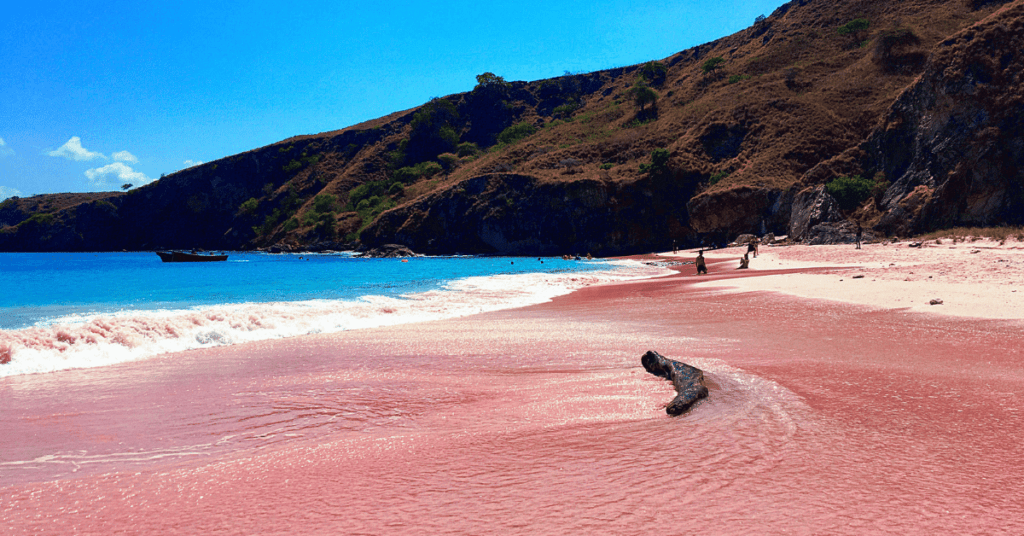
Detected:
left=865, top=1, right=1024, bottom=235
left=2, top=0, right=1021, bottom=253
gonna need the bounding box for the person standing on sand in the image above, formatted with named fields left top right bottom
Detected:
left=696, top=250, right=707, bottom=275
left=856, top=222, right=863, bottom=249
left=747, top=239, right=758, bottom=258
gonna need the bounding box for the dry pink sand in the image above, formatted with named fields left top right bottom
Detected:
left=666, top=238, right=1024, bottom=320
left=3, top=249, right=1023, bottom=534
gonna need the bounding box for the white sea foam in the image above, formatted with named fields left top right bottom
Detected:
left=0, top=261, right=671, bottom=377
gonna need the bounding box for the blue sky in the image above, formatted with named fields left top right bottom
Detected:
left=0, top=0, right=786, bottom=199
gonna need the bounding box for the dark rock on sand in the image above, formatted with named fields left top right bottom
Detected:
left=641, top=350, right=709, bottom=416
left=360, top=244, right=416, bottom=258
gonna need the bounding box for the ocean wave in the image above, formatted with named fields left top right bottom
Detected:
left=0, top=261, right=670, bottom=377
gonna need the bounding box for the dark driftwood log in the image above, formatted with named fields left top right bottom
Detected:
left=641, top=350, right=709, bottom=415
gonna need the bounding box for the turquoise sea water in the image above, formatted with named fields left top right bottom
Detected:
left=0, top=252, right=609, bottom=330
left=0, top=252, right=666, bottom=376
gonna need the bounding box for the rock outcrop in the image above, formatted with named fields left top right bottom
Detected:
left=788, top=185, right=843, bottom=240
left=360, top=244, right=417, bottom=258
left=361, top=172, right=702, bottom=256
left=864, top=2, right=1024, bottom=235
left=641, top=350, right=709, bottom=416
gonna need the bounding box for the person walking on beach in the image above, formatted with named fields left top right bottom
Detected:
left=696, top=250, right=707, bottom=275
left=855, top=222, right=863, bottom=249
left=746, top=238, right=758, bottom=258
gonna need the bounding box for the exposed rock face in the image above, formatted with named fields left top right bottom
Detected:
left=865, top=2, right=1024, bottom=236
left=788, top=185, right=843, bottom=240
left=802, top=220, right=877, bottom=245
left=641, top=350, right=709, bottom=416
left=687, top=186, right=791, bottom=238
left=361, top=172, right=702, bottom=256
left=360, top=244, right=416, bottom=258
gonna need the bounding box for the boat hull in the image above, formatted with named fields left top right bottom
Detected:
left=156, top=251, right=228, bottom=262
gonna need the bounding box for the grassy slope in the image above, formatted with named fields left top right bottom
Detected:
left=1, top=0, right=1012, bottom=251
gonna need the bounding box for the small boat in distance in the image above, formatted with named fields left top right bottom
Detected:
left=156, top=251, right=228, bottom=262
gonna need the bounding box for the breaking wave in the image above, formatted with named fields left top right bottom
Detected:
left=0, top=261, right=670, bottom=377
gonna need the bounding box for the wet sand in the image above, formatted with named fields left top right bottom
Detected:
left=2, top=249, right=1023, bottom=535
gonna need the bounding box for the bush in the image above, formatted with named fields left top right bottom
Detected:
left=838, top=18, right=870, bottom=36
left=872, top=28, right=923, bottom=71
left=475, top=72, right=510, bottom=91
left=710, top=170, right=729, bottom=185
left=282, top=153, right=320, bottom=174
left=393, top=161, right=442, bottom=183
left=728, top=74, right=751, bottom=84
left=388, top=182, right=405, bottom=196
left=312, top=194, right=339, bottom=214
left=20, top=213, right=55, bottom=228
left=283, top=218, right=299, bottom=232
left=826, top=175, right=875, bottom=211
left=626, top=81, right=658, bottom=112
left=406, top=98, right=461, bottom=163
left=838, top=18, right=870, bottom=45
left=639, top=148, right=671, bottom=175
left=637, top=61, right=668, bottom=86
left=552, top=103, right=580, bottom=118
left=497, top=122, right=537, bottom=145
left=347, top=181, right=389, bottom=209
left=600, top=163, right=615, bottom=170
left=239, top=198, right=259, bottom=215
left=438, top=152, right=459, bottom=171
left=701, top=57, right=725, bottom=76
left=457, top=142, right=480, bottom=157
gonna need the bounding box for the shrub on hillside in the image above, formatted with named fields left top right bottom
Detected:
left=552, top=103, right=580, bottom=119
left=638, top=61, right=668, bottom=87
left=497, top=122, right=537, bottom=145
left=872, top=28, right=924, bottom=72
left=474, top=72, right=511, bottom=91
left=701, top=57, right=725, bottom=76
left=405, top=98, right=461, bottom=164
left=437, top=152, right=459, bottom=172
left=238, top=197, right=259, bottom=215
left=626, top=80, right=658, bottom=112
left=838, top=18, right=870, bottom=45
left=826, top=175, right=875, bottom=211
left=457, top=142, right=480, bottom=157
left=312, top=194, right=339, bottom=214
left=639, top=148, right=671, bottom=175
left=393, top=161, right=442, bottom=183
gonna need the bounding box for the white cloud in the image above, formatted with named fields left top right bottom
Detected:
left=0, top=137, right=13, bottom=157
left=0, top=186, right=22, bottom=200
left=112, top=150, right=139, bottom=164
left=85, top=162, right=152, bottom=188
left=183, top=159, right=204, bottom=168
left=48, top=136, right=106, bottom=161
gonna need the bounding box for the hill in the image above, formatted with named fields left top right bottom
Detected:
left=2, top=0, right=1021, bottom=253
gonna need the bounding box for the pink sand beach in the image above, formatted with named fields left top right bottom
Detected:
left=3, top=243, right=1023, bottom=535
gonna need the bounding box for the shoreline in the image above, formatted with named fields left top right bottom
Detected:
left=3, top=241, right=1023, bottom=533
left=656, top=238, right=1024, bottom=321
